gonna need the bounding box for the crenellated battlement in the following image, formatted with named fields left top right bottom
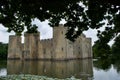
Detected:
left=41, top=38, right=53, bottom=42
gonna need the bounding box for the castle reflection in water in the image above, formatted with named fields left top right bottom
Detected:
left=7, top=59, right=93, bottom=79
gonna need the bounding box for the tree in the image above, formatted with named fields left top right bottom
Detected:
left=111, top=35, right=120, bottom=59
left=0, top=42, right=8, bottom=60
left=93, top=41, right=111, bottom=58
left=0, top=0, right=120, bottom=43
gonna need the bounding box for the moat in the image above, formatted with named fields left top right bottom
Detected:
left=0, top=59, right=120, bottom=80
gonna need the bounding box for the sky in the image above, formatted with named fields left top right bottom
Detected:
left=0, top=18, right=98, bottom=45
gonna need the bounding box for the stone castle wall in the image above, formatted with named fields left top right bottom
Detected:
left=8, top=35, right=22, bottom=59
left=53, top=26, right=68, bottom=60
left=23, top=33, right=40, bottom=60
left=8, top=25, right=92, bottom=60
left=40, top=39, right=53, bottom=59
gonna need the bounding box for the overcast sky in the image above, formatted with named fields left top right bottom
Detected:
left=0, top=19, right=98, bottom=45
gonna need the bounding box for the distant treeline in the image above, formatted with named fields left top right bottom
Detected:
left=0, top=42, right=8, bottom=60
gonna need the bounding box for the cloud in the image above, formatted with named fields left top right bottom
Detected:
left=32, top=19, right=53, bottom=39
left=0, top=19, right=98, bottom=45
left=0, top=24, right=15, bottom=43
left=33, top=19, right=99, bottom=45
left=83, top=29, right=98, bottom=45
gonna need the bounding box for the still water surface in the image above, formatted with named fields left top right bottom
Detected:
left=0, top=59, right=120, bottom=80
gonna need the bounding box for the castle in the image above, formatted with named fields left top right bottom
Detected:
left=8, top=24, right=92, bottom=60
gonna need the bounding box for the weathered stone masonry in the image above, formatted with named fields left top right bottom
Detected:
left=8, top=25, right=92, bottom=60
